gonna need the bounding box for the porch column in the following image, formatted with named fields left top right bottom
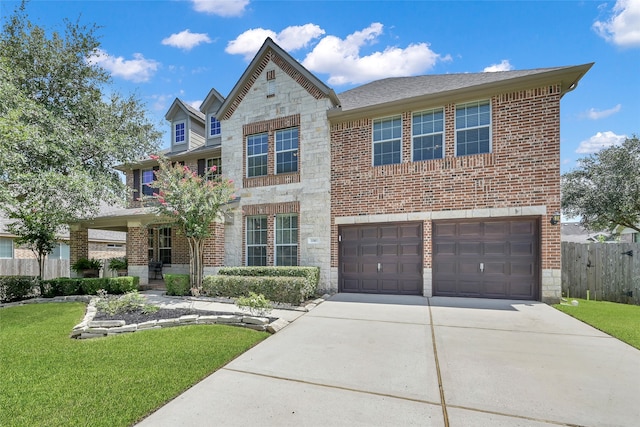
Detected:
left=127, top=221, right=149, bottom=285
left=69, top=224, right=89, bottom=278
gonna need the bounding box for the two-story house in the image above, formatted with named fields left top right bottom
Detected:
left=70, top=38, right=591, bottom=302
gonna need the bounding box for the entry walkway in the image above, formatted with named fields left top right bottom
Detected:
left=136, top=294, right=640, bottom=426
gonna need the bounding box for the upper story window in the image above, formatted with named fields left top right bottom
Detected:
left=246, top=216, right=267, bottom=266
left=206, top=157, right=222, bottom=179
left=0, top=237, right=14, bottom=259
left=247, top=133, right=269, bottom=177
left=275, top=127, right=298, bottom=174
left=373, top=116, right=402, bottom=166
left=174, top=121, right=186, bottom=145
left=456, top=100, right=491, bottom=156
left=141, top=168, right=156, bottom=196
left=209, top=116, right=221, bottom=137
left=413, top=108, right=444, bottom=161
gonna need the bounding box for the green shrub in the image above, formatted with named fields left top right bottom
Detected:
left=235, top=292, right=273, bottom=316
left=95, top=289, right=158, bottom=315
left=39, top=277, right=140, bottom=297
left=217, top=266, right=319, bottom=299
left=70, top=258, right=103, bottom=272
left=164, top=274, right=191, bottom=296
left=107, top=257, right=128, bottom=271
left=203, top=275, right=308, bottom=305
left=0, top=276, right=40, bottom=303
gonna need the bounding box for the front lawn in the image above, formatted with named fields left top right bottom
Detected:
left=554, top=298, right=640, bottom=350
left=0, top=303, right=268, bottom=427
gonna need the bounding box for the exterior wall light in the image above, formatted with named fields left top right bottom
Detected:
left=550, top=211, right=560, bottom=225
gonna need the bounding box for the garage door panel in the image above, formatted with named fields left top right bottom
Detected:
left=342, top=279, right=360, bottom=292
left=360, top=244, right=378, bottom=257
left=433, top=217, right=539, bottom=300
left=400, top=243, right=421, bottom=256
left=360, top=227, right=378, bottom=239
left=434, top=242, right=456, bottom=256
left=381, top=263, right=398, bottom=274
left=459, top=241, right=482, bottom=255
left=379, top=226, right=400, bottom=240
left=342, top=263, right=359, bottom=274
left=362, top=263, right=378, bottom=274
left=380, top=243, right=399, bottom=256
left=400, top=223, right=422, bottom=239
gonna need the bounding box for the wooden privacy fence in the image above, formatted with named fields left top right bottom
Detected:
left=0, top=258, right=120, bottom=280
left=562, top=242, right=640, bottom=304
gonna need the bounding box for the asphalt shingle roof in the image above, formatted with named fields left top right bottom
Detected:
left=336, top=66, right=569, bottom=111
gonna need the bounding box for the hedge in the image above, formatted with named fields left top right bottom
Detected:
left=217, top=266, right=319, bottom=299
left=0, top=276, right=40, bottom=303
left=202, top=275, right=308, bottom=305
left=39, top=276, right=139, bottom=298
left=164, top=274, right=190, bottom=296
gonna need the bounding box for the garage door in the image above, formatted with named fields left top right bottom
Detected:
left=433, top=217, right=540, bottom=300
left=339, top=222, right=423, bottom=295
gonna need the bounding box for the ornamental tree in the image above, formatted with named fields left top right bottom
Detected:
left=0, top=3, right=161, bottom=264
left=145, top=155, right=236, bottom=293
left=562, top=135, right=640, bottom=233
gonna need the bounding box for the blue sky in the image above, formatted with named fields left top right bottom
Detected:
left=2, top=0, right=639, bottom=173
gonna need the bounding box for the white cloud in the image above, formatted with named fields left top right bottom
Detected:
left=191, top=0, right=249, bottom=17
left=583, top=104, right=622, bottom=120
left=576, top=131, right=627, bottom=153
left=162, top=30, right=212, bottom=51
left=483, top=59, right=514, bottom=72
left=188, top=100, right=203, bottom=110
left=301, top=23, right=450, bottom=85
left=226, top=24, right=325, bottom=60
left=593, top=0, right=640, bottom=47
left=88, top=49, right=159, bottom=82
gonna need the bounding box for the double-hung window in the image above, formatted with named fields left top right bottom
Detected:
left=148, top=229, right=155, bottom=261
left=159, top=227, right=172, bottom=265
left=247, top=133, right=268, bottom=177
left=174, top=121, right=186, bottom=145
left=0, top=238, right=13, bottom=259
left=275, top=127, right=298, bottom=174
left=209, top=116, right=221, bottom=137
left=275, top=214, right=298, bottom=266
left=413, top=108, right=444, bottom=161
left=246, top=216, right=267, bottom=266
left=456, top=100, right=491, bottom=156
left=141, top=168, right=156, bottom=196
left=206, top=157, right=222, bottom=179
left=373, top=116, right=402, bottom=166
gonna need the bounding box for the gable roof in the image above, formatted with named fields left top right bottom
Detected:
left=200, top=87, right=225, bottom=114
left=330, top=63, right=594, bottom=121
left=217, top=37, right=340, bottom=120
left=164, top=98, right=205, bottom=123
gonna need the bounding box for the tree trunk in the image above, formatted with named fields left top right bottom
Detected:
left=187, top=237, right=205, bottom=295
left=36, top=251, right=45, bottom=280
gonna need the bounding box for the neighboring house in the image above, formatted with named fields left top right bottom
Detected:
left=562, top=223, right=640, bottom=243
left=69, top=38, right=591, bottom=303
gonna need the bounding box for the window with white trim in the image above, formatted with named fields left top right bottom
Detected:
left=413, top=108, right=444, bottom=161
left=247, top=133, right=268, bottom=177
left=174, top=121, right=186, bottom=145
left=148, top=228, right=155, bottom=262
left=275, top=214, right=298, bottom=266
left=246, top=216, right=267, bottom=266
left=206, top=157, right=222, bottom=179
left=456, top=100, right=491, bottom=156
left=209, top=115, right=220, bottom=137
left=142, top=168, right=155, bottom=196
left=0, top=238, right=14, bottom=259
left=49, top=242, right=70, bottom=260
left=275, top=127, right=298, bottom=174
left=373, top=116, right=402, bottom=166
left=159, top=227, right=172, bottom=265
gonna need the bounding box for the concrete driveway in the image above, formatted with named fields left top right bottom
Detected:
left=136, top=294, right=640, bottom=427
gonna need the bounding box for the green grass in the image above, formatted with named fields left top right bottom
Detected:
left=554, top=298, right=640, bottom=350
left=0, top=303, right=268, bottom=427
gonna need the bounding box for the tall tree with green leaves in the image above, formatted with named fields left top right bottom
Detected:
left=0, top=2, right=161, bottom=277
left=562, top=135, right=640, bottom=233
left=145, top=155, right=236, bottom=293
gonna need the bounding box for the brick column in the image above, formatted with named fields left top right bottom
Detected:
left=127, top=221, right=149, bottom=285
left=69, top=224, right=89, bottom=278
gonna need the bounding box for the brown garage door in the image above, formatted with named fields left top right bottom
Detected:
left=339, top=222, right=423, bottom=295
left=433, top=217, right=540, bottom=300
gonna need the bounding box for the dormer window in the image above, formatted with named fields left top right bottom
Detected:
left=209, top=115, right=221, bottom=137
left=174, top=121, right=186, bottom=145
